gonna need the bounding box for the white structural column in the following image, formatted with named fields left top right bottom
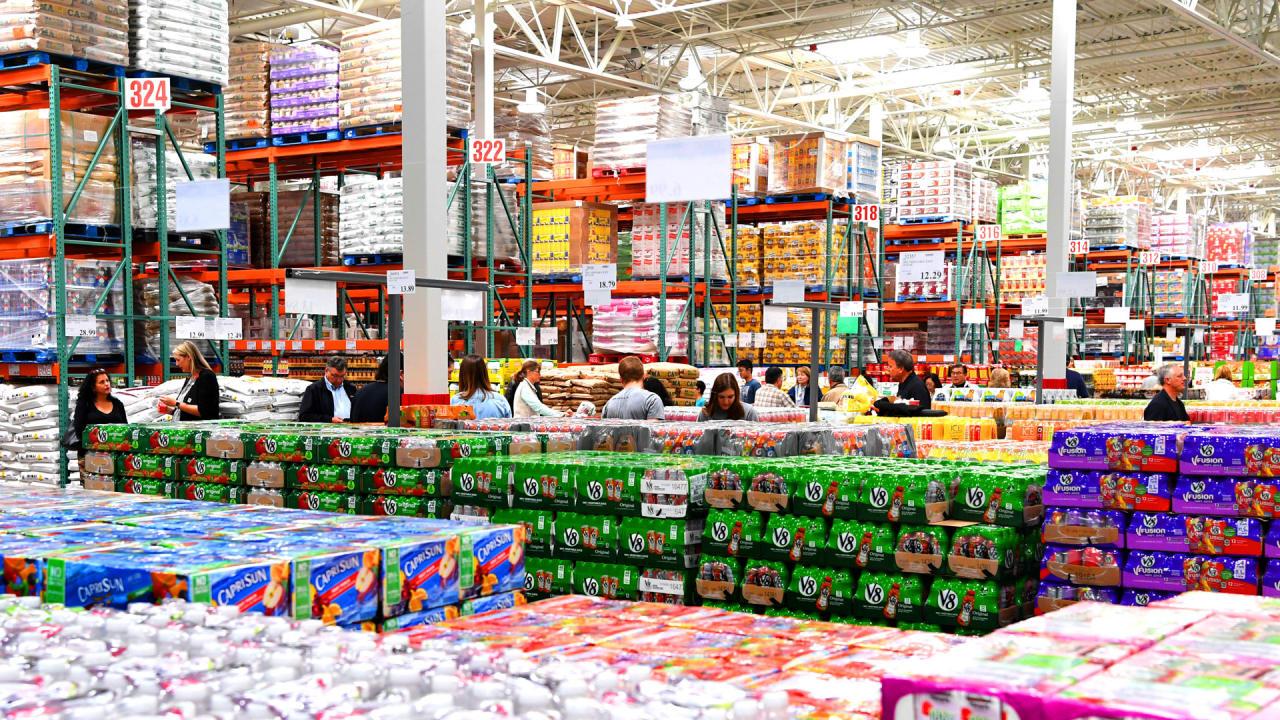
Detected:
left=1043, top=0, right=1075, bottom=387
left=401, top=2, right=448, bottom=395
left=473, top=0, right=495, bottom=138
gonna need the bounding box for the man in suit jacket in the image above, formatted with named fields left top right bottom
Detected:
left=298, top=357, right=356, bottom=423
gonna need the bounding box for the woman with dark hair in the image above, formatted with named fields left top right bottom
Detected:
left=350, top=355, right=398, bottom=423
left=69, top=367, right=127, bottom=462
left=923, top=372, right=944, bottom=397
left=450, top=354, right=511, bottom=419
left=511, top=360, right=562, bottom=417
left=643, top=376, right=675, bottom=407
left=699, top=372, right=760, bottom=421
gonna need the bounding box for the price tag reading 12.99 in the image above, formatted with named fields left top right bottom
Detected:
left=470, top=138, right=506, bottom=165
left=125, top=77, right=171, bottom=112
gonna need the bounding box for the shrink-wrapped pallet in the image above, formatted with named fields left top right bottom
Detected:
left=0, top=110, right=117, bottom=225
left=0, top=0, right=128, bottom=66
left=340, top=20, right=401, bottom=129
left=129, top=0, right=228, bottom=86
left=269, top=45, right=339, bottom=136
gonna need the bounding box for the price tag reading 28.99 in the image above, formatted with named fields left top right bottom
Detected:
left=125, top=77, right=171, bottom=112
left=470, top=138, right=506, bottom=165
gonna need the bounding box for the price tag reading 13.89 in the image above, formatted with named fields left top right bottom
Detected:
left=470, top=138, right=506, bottom=165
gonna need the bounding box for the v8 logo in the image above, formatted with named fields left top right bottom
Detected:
left=457, top=443, right=472, bottom=457
left=869, top=487, right=889, bottom=508
left=711, top=523, right=729, bottom=542
left=628, top=534, right=645, bottom=554
left=805, top=482, right=823, bottom=502
left=966, top=487, right=986, bottom=508
left=582, top=577, right=599, bottom=596
left=524, top=573, right=536, bottom=590
left=837, top=533, right=857, bottom=554
left=458, top=473, right=475, bottom=492
left=772, top=527, right=791, bottom=547
left=798, top=576, right=818, bottom=596
left=587, top=481, right=604, bottom=501
left=523, top=478, right=539, bottom=496
left=383, top=498, right=398, bottom=515
left=563, top=528, right=581, bottom=547
left=864, top=583, right=884, bottom=604
left=938, top=588, right=959, bottom=612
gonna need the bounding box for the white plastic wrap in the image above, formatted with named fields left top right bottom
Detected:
left=130, top=139, right=218, bottom=228
left=493, top=104, right=551, bottom=180
left=0, top=385, right=65, bottom=485
left=0, top=110, right=118, bottom=225
left=269, top=45, right=339, bottom=136
left=591, top=298, right=688, bottom=356
left=630, top=201, right=727, bottom=280
left=0, top=258, right=125, bottom=355
left=340, top=21, right=400, bottom=129
left=134, top=276, right=220, bottom=361
left=129, top=0, right=228, bottom=85
left=339, top=175, right=403, bottom=257
left=0, top=1, right=129, bottom=66
left=219, top=41, right=273, bottom=138
left=446, top=25, right=472, bottom=129
left=593, top=92, right=726, bottom=171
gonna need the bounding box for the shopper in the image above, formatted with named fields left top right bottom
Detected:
left=601, top=356, right=664, bottom=420
left=643, top=376, right=675, bottom=407
left=822, top=367, right=850, bottom=404
left=873, top=350, right=930, bottom=416
left=700, top=372, right=760, bottom=421
left=1066, top=358, right=1091, bottom=398
left=754, top=366, right=797, bottom=408
left=68, top=367, right=127, bottom=461
left=451, top=355, right=512, bottom=419
left=695, top=380, right=707, bottom=407
left=736, top=358, right=761, bottom=404
left=298, top=357, right=356, bottom=423
left=512, top=361, right=563, bottom=417
left=350, top=355, right=396, bottom=423
left=1144, top=363, right=1189, bottom=422
left=989, top=367, right=1012, bottom=388
left=159, top=341, right=220, bottom=421
left=923, top=372, right=943, bottom=397
left=1204, top=365, right=1239, bottom=402
left=947, top=364, right=969, bottom=387
left=788, top=366, right=813, bottom=406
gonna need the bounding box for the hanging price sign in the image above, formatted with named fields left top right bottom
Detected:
left=125, top=77, right=171, bottom=112
left=386, top=269, right=417, bottom=295
left=851, top=204, right=880, bottom=223
left=470, top=138, right=507, bottom=165
left=64, top=314, right=97, bottom=338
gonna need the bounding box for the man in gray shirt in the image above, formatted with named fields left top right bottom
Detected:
left=602, top=356, right=665, bottom=420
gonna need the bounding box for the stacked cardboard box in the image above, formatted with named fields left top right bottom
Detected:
left=0, top=110, right=117, bottom=225
left=897, top=161, right=973, bottom=223
left=530, top=201, right=617, bottom=276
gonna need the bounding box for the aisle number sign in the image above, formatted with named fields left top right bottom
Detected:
left=1251, top=267, right=1269, bottom=281
left=1199, top=260, right=1219, bottom=275
left=1068, top=239, right=1090, bottom=255
left=1138, top=251, right=1160, bottom=266
left=125, top=77, right=171, bottom=112
left=851, top=205, right=880, bottom=223
left=470, top=138, right=506, bottom=165
left=976, top=225, right=1001, bottom=243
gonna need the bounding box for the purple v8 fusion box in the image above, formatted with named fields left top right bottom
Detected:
left=1122, top=550, right=1190, bottom=592
left=1181, top=426, right=1280, bottom=478
left=1044, top=470, right=1103, bottom=508
left=1049, top=424, right=1184, bottom=473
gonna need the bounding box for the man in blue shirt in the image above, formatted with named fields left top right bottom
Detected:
left=298, top=357, right=355, bottom=423
left=1066, top=358, right=1091, bottom=398
left=737, top=358, right=761, bottom=404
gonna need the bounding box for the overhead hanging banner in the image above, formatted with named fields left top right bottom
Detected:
left=645, top=135, right=732, bottom=203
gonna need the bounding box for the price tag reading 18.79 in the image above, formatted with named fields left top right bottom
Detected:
left=470, top=138, right=506, bottom=165
left=125, top=77, right=171, bottom=112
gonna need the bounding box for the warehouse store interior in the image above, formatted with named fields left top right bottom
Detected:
left=3, top=1, right=1280, bottom=718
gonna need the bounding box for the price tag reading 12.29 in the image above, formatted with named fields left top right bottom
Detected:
left=470, top=138, right=506, bottom=165
left=125, top=77, right=171, bottom=112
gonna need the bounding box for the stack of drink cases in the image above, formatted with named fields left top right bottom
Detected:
left=0, top=484, right=525, bottom=632
left=1041, top=422, right=1280, bottom=610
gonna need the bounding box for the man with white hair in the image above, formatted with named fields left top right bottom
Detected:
left=1143, top=363, right=1189, bottom=422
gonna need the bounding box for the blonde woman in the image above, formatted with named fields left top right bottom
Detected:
left=988, top=367, right=1013, bottom=388
left=159, top=341, right=221, bottom=421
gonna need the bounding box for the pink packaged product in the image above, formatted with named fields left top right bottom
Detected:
left=1046, top=671, right=1280, bottom=720
left=998, top=602, right=1209, bottom=647
left=1151, top=589, right=1280, bottom=619
left=1153, top=615, right=1280, bottom=666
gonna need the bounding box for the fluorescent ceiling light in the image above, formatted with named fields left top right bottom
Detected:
left=818, top=36, right=902, bottom=64
left=1147, top=139, right=1219, bottom=162
left=1205, top=162, right=1272, bottom=180
left=1114, top=118, right=1143, bottom=134
left=896, top=29, right=929, bottom=58
left=517, top=88, right=546, bottom=114
left=933, top=126, right=955, bottom=154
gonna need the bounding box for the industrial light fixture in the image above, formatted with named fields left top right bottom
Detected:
left=1115, top=117, right=1143, bottom=134
left=678, top=54, right=704, bottom=91
left=932, top=126, right=955, bottom=154
left=616, top=14, right=635, bottom=29
left=896, top=29, right=930, bottom=58
left=517, top=88, right=546, bottom=114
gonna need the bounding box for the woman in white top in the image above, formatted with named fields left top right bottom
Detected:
left=1203, top=365, right=1239, bottom=402
left=512, top=362, right=563, bottom=417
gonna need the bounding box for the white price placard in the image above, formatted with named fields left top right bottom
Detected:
left=582, top=263, right=618, bottom=291
left=441, top=289, right=485, bottom=322
left=470, top=138, right=506, bottom=165
left=125, top=77, right=170, bottom=112
left=515, top=327, right=537, bottom=346
left=645, top=135, right=732, bottom=203
left=1199, top=260, right=1220, bottom=275
left=753, top=332, right=768, bottom=348
left=64, top=314, right=96, bottom=338
left=1009, top=319, right=1024, bottom=339
left=1217, top=293, right=1250, bottom=314
left=175, top=315, right=209, bottom=340
left=386, top=269, right=416, bottom=295
left=829, top=337, right=844, bottom=350
left=175, top=179, right=231, bottom=232
left=1257, top=318, right=1277, bottom=337
left=1125, top=318, right=1145, bottom=332
left=892, top=336, right=905, bottom=350
left=1064, top=316, right=1084, bottom=330
left=1021, top=296, right=1048, bottom=316
left=873, top=338, right=884, bottom=349
left=840, top=300, right=864, bottom=317
left=1251, top=267, right=1269, bottom=282
left=1068, top=238, right=1090, bottom=255
left=284, top=278, right=337, bottom=316
left=897, top=251, right=946, bottom=283
left=538, top=327, right=559, bottom=346
left=584, top=288, right=612, bottom=307
left=962, top=308, right=986, bottom=325
left=1154, top=348, right=1164, bottom=365
left=722, top=333, right=737, bottom=348
left=773, top=280, right=805, bottom=304
left=1104, top=306, right=1131, bottom=324
left=763, top=306, right=789, bottom=331
left=852, top=204, right=880, bottom=223
left=1139, top=251, right=1160, bottom=266
left=738, top=332, right=753, bottom=348
left=213, top=317, right=243, bottom=341
left=1055, top=271, right=1098, bottom=299
left=975, top=225, right=1001, bottom=243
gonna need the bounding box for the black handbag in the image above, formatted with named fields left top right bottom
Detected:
left=60, top=426, right=81, bottom=451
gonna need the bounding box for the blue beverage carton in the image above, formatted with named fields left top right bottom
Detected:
left=378, top=533, right=462, bottom=617
left=1043, top=470, right=1103, bottom=508
left=458, top=524, right=526, bottom=600
left=379, top=605, right=455, bottom=631
left=291, top=546, right=381, bottom=625
left=459, top=588, right=527, bottom=617
left=1120, top=589, right=1177, bottom=607
left=0, top=535, right=114, bottom=597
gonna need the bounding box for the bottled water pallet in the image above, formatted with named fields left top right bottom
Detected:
left=0, top=221, right=120, bottom=239
left=0, top=51, right=124, bottom=77
left=129, top=70, right=221, bottom=95
left=271, top=130, right=341, bottom=147
left=343, top=123, right=402, bottom=140
left=342, top=253, right=402, bottom=267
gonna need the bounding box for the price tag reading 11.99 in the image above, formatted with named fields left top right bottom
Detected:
left=125, top=77, right=171, bottom=112
left=470, top=138, right=506, bottom=165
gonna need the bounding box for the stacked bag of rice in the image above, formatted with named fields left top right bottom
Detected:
left=0, top=385, right=64, bottom=485
left=125, top=375, right=310, bottom=423
left=643, top=362, right=701, bottom=406
left=537, top=367, right=622, bottom=414
left=134, top=277, right=221, bottom=362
